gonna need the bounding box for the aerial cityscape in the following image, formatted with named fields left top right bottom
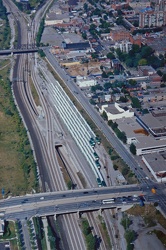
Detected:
left=0, top=0, right=166, bottom=249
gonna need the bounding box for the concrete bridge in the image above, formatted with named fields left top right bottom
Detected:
left=0, top=185, right=154, bottom=221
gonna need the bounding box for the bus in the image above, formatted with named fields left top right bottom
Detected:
left=94, top=152, right=99, bottom=160
left=102, top=198, right=115, bottom=204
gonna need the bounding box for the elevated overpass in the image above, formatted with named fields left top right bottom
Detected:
left=0, top=185, right=155, bottom=220
left=0, top=48, right=38, bottom=55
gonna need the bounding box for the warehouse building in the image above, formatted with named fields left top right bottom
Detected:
left=142, top=153, right=166, bottom=182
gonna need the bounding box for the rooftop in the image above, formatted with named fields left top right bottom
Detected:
left=104, top=104, right=124, bottom=115
left=143, top=153, right=166, bottom=172
left=136, top=135, right=166, bottom=150
left=116, top=117, right=145, bottom=138
left=137, top=110, right=166, bottom=136
left=46, top=13, right=69, bottom=21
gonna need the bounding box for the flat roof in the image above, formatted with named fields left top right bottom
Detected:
left=105, top=105, right=123, bottom=115
left=116, top=117, right=144, bottom=138
left=136, top=136, right=166, bottom=149
left=139, top=113, right=166, bottom=129
left=143, top=153, right=166, bottom=172
left=46, top=13, right=69, bottom=20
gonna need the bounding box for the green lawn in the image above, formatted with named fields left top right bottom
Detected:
left=0, top=60, right=38, bottom=197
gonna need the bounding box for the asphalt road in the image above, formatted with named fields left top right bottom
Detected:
left=0, top=185, right=142, bottom=208
left=3, top=196, right=158, bottom=221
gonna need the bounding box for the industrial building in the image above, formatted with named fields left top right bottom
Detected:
left=116, top=116, right=166, bottom=155
left=142, top=153, right=166, bottom=182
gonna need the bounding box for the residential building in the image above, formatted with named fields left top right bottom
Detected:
left=138, top=65, right=156, bottom=76
left=114, top=40, right=132, bottom=53
left=139, top=10, right=165, bottom=28
left=128, top=0, right=151, bottom=10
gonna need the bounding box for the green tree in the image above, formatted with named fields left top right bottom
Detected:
left=119, top=96, right=128, bottom=103
left=125, top=230, right=136, bottom=244
left=86, top=233, right=96, bottom=250
left=102, top=111, right=108, bottom=121
left=129, top=79, right=137, bottom=86
left=82, top=219, right=91, bottom=236
left=111, top=121, right=118, bottom=130
left=108, top=120, right=113, bottom=127
left=141, top=46, right=153, bottom=58
left=121, top=216, right=131, bottom=230
left=91, top=52, right=98, bottom=59
left=82, top=32, right=87, bottom=40
left=138, top=58, right=147, bottom=66
left=38, top=49, right=45, bottom=57
left=89, top=99, right=96, bottom=105
left=130, top=143, right=136, bottom=155
left=118, top=131, right=127, bottom=143
left=104, top=82, right=112, bottom=90
left=107, top=52, right=115, bottom=59
left=131, top=44, right=140, bottom=53
left=131, top=97, right=141, bottom=108
left=84, top=3, right=88, bottom=11
left=102, top=71, right=108, bottom=78
left=162, top=73, right=166, bottom=82
left=126, top=58, right=134, bottom=67
left=157, top=70, right=163, bottom=76
left=122, top=166, right=129, bottom=176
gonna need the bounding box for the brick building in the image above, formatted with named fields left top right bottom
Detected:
left=110, top=27, right=130, bottom=41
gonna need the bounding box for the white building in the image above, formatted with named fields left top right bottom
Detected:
left=114, top=41, right=132, bottom=53
left=77, top=76, right=97, bottom=88
left=139, top=10, right=165, bottom=28
left=135, top=136, right=166, bottom=156
left=142, top=153, right=166, bottom=182
left=99, top=102, right=134, bottom=121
